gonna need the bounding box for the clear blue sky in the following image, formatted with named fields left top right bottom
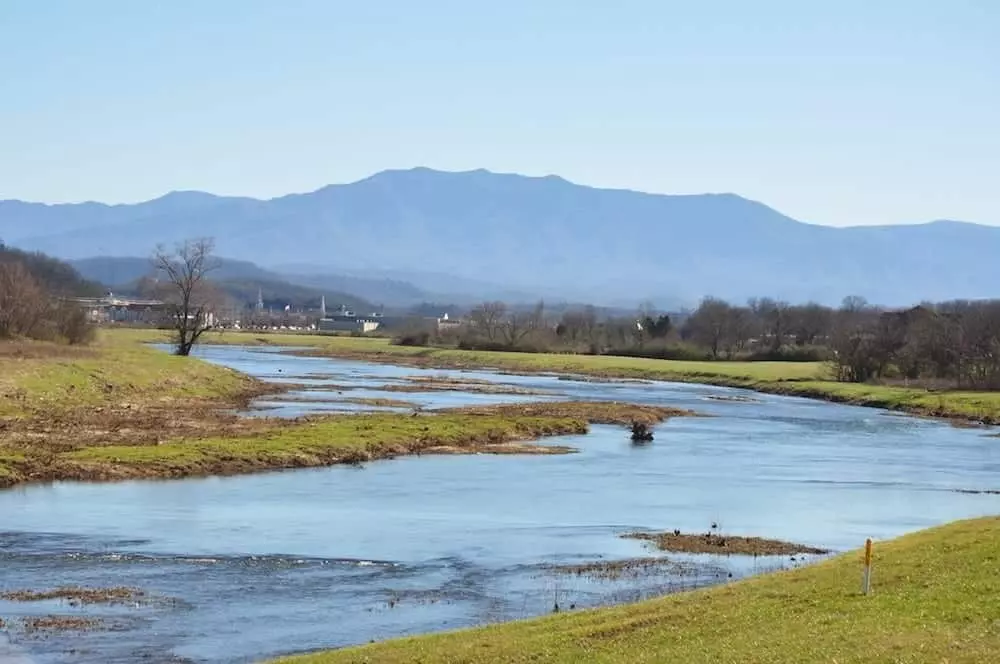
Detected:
left=2, top=0, right=997, bottom=226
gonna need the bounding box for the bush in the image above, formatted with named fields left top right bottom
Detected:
left=606, top=342, right=712, bottom=362
left=0, top=260, right=94, bottom=345
left=53, top=301, right=95, bottom=345
left=393, top=330, right=432, bottom=347
left=746, top=345, right=831, bottom=363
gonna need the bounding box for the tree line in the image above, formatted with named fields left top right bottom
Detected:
left=397, top=295, right=1000, bottom=390
left=681, top=296, right=1000, bottom=390
left=0, top=243, right=95, bottom=343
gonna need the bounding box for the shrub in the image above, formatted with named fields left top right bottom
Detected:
left=746, top=344, right=831, bottom=363
left=393, top=330, right=432, bottom=347
left=53, top=301, right=95, bottom=345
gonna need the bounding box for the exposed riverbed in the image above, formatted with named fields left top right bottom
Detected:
left=2, top=345, right=998, bottom=663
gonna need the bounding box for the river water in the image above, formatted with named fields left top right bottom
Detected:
left=2, top=345, right=998, bottom=663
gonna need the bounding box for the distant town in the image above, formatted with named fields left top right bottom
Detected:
left=70, top=288, right=461, bottom=335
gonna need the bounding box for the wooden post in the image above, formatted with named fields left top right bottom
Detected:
left=862, top=537, right=873, bottom=595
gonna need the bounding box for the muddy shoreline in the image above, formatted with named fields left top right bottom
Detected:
left=624, top=531, right=831, bottom=556
left=1, top=398, right=697, bottom=490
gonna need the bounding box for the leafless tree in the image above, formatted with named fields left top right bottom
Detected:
left=557, top=306, right=601, bottom=351
left=788, top=303, right=834, bottom=346
left=683, top=297, right=733, bottom=359
left=152, top=238, right=221, bottom=356
left=0, top=261, right=47, bottom=338
left=469, top=301, right=507, bottom=342
left=501, top=301, right=545, bottom=348
left=722, top=306, right=754, bottom=358
left=749, top=297, right=791, bottom=351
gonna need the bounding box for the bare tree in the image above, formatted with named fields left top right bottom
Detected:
left=152, top=238, right=221, bottom=356
left=501, top=301, right=545, bottom=348
left=749, top=297, right=791, bottom=351
left=469, top=301, right=507, bottom=342
left=788, top=302, right=834, bottom=346
left=683, top=297, right=732, bottom=359
left=0, top=261, right=47, bottom=338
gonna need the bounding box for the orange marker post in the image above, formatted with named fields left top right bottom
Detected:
left=862, top=537, right=873, bottom=595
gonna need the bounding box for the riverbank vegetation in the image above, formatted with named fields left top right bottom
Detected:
left=428, top=297, right=1000, bottom=390
left=443, top=402, right=693, bottom=426
left=0, top=330, right=696, bottom=488
left=623, top=531, right=830, bottom=556
left=388, top=296, right=1000, bottom=421
left=0, top=331, right=262, bottom=419
left=125, top=328, right=1000, bottom=423
left=0, top=397, right=690, bottom=488
left=58, top=413, right=588, bottom=483
left=0, top=243, right=98, bottom=344
left=0, top=327, right=699, bottom=488
left=275, top=516, right=1000, bottom=664
left=0, top=330, right=271, bottom=487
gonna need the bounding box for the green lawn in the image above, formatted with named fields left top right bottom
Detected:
left=0, top=330, right=259, bottom=418
left=276, top=516, right=1000, bottom=664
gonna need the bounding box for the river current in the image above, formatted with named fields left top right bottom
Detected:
left=1, top=345, right=998, bottom=663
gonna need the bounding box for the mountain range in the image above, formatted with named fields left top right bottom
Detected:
left=3, top=167, right=997, bottom=307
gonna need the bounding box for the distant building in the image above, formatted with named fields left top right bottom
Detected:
left=71, top=292, right=169, bottom=325
left=317, top=305, right=382, bottom=334
left=436, top=312, right=464, bottom=332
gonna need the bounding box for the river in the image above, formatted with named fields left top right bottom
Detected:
left=2, top=345, right=998, bottom=663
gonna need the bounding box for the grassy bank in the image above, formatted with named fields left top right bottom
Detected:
left=1, top=329, right=692, bottom=488
left=0, top=331, right=262, bottom=419
left=276, top=516, right=1000, bottom=664
left=114, top=329, right=1000, bottom=423
left=0, top=400, right=683, bottom=488
left=0, top=331, right=268, bottom=487
left=54, top=413, right=588, bottom=484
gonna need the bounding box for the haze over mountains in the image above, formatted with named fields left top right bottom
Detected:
left=2, top=168, right=997, bottom=307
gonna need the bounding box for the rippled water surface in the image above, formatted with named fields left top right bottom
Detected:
left=2, top=345, right=998, bottom=663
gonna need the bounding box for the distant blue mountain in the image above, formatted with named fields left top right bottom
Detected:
left=3, top=167, right=997, bottom=306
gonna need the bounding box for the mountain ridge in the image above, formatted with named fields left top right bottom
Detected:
left=3, top=168, right=996, bottom=307
left=8, top=168, right=980, bottom=227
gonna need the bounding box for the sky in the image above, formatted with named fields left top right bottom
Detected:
left=1, top=0, right=997, bottom=226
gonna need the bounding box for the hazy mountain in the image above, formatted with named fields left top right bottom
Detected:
left=5, top=168, right=999, bottom=306
left=211, top=278, right=373, bottom=313
left=70, top=255, right=435, bottom=307
left=70, top=256, right=277, bottom=287
left=275, top=264, right=541, bottom=305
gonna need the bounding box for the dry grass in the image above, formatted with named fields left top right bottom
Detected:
left=0, top=331, right=277, bottom=487
left=443, top=401, right=695, bottom=426
left=623, top=531, right=830, bottom=556
left=1, top=586, right=145, bottom=605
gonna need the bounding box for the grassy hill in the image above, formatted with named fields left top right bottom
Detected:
left=276, top=516, right=1000, bottom=664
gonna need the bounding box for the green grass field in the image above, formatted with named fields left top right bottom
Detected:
left=62, top=413, right=586, bottom=482
left=0, top=330, right=259, bottom=418
left=105, top=328, right=829, bottom=381
left=113, top=328, right=1000, bottom=423
left=275, top=516, right=1000, bottom=664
